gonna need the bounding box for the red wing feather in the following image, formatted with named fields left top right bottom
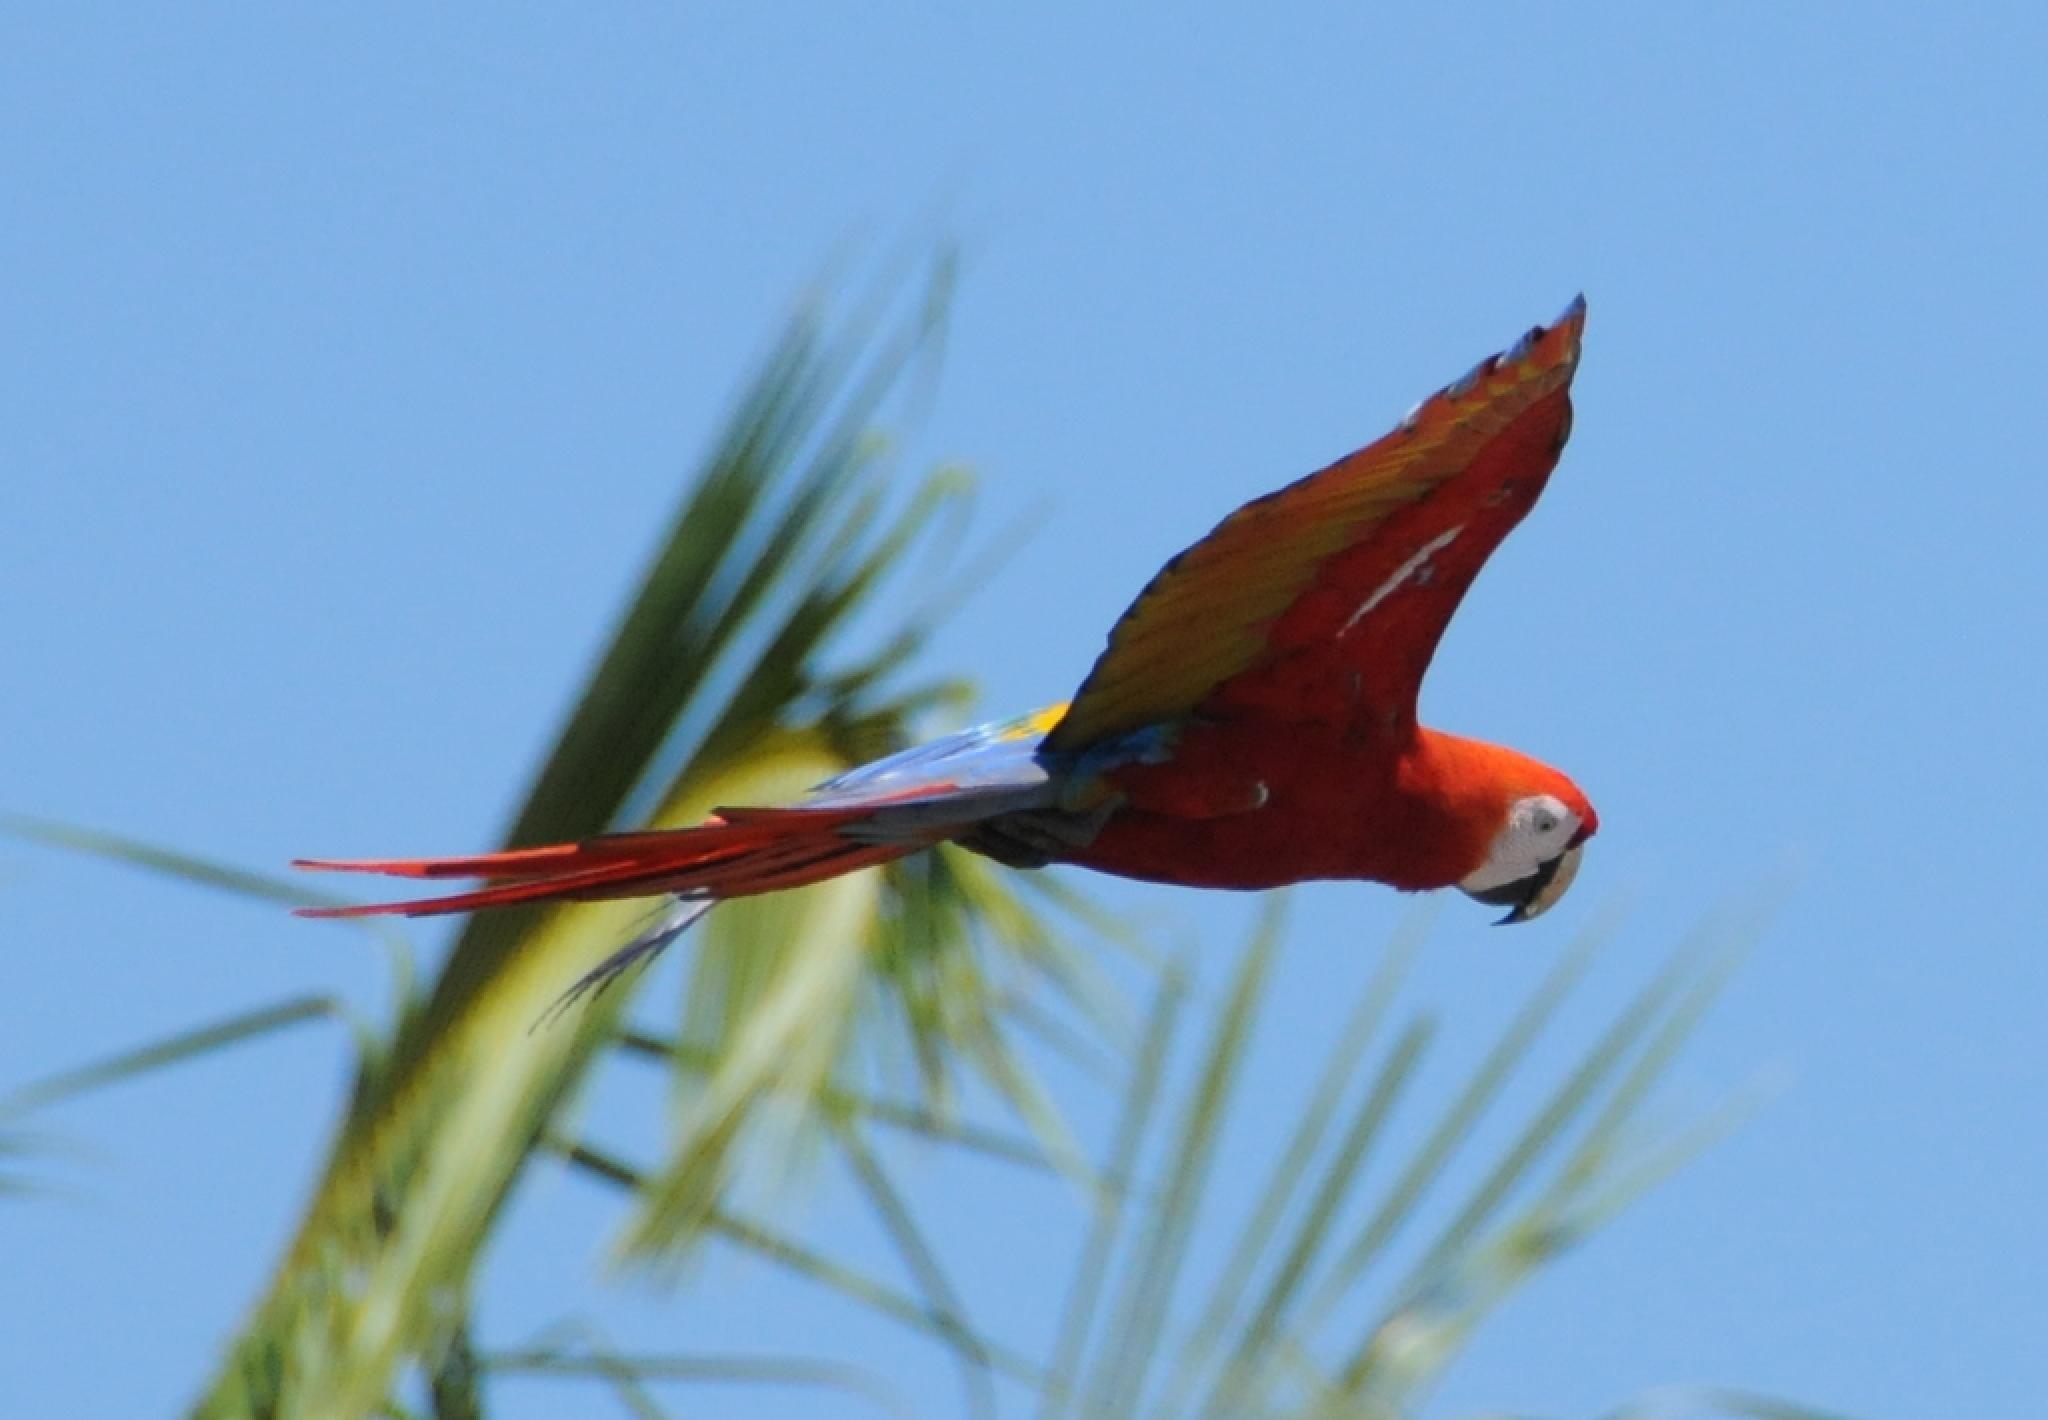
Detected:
left=1044, top=298, right=1586, bottom=752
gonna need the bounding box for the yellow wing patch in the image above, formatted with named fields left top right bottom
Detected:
left=1044, top=300, right=1585, bottom=754
left=1004, top=702, right=1071, bottom=741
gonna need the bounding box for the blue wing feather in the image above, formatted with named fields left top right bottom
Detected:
left=804, top=705, right=1068, bottom=808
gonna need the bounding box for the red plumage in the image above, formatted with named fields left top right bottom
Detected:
left=296, top=813, right=915, bottom=918
left=298, top=298, right=1599, bottom=960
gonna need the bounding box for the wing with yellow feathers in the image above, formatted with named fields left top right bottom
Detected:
left=1043, top=298, right=1586, bottom=754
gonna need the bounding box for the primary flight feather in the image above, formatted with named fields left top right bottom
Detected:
left=299, top=298, right=1598, bottom=991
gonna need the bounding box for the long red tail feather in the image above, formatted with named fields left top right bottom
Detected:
left=293, top=810, right=917, bottom=920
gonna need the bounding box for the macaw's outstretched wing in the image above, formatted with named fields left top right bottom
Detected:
left=295, top=706, right=1070, bottom=919
left=1042, top=298, right=1586, bottom=754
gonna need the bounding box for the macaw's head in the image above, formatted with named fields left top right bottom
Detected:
left=1456, top=754, right=1599, bottom=925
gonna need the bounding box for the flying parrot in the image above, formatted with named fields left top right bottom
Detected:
left=299, top=298, right=1597, bottom=995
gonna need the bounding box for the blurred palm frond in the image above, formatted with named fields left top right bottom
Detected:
left=1018, top=902, right=1779, bottom=1420
left=152, top=260, right=1114, bottom=1419
left=484, top=1327, right=917, bottom=1420
left=1, top=265, right=1841, bottom=1420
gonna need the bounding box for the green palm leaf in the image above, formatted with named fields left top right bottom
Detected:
left=1012, top=900, right=1800, bottom=1420
left=173, top=262, right=1108, bottom=1419
left=5, top=264, right=1844, bottom=1420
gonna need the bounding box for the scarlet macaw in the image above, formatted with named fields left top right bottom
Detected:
left=299, top=299, right=1597, bottom=976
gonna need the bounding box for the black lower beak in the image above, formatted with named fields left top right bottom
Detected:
left=1493, top=855, right=1562, bottom=925
left=1464, top=839, right=1586, bottom=925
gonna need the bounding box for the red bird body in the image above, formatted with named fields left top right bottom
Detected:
left=1077, top=724, right=1581, bottom=895
left=300, top=299, right=1600, bottom=973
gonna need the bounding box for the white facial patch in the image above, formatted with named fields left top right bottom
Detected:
left=1341, top=526, right=1463, bottom=635
left=1459, top=793, right=1577, bottom=893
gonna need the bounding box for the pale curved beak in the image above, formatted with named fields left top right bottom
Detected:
left=1464, top=839, right=1585, bottom=926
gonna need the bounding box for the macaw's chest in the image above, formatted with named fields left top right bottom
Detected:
left=1058, top=719, right=1483, bottom=893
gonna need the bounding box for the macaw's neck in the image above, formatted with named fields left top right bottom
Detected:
left=1059, top=719, right=1526, bottom=895
left=1377, top=727, right=1536, bottom=888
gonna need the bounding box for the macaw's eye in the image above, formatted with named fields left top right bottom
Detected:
left=1520, top=794, right=1571, bottom=839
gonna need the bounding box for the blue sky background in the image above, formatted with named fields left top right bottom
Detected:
left=4, top=6, right=2045, bottom=1417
